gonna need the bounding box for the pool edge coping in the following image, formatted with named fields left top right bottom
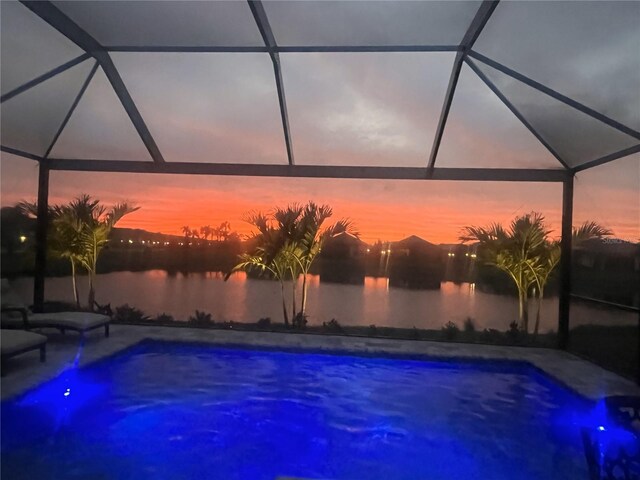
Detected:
left=2, top=325, right=639, bottom=402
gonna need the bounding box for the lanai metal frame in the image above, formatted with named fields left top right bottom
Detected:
left=2, top=1, right=639, bottom=352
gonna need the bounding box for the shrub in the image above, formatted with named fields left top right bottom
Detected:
left=411, top=326, right=421, bottom=340
left=188, top=310, right=213, bottom=326
left=481, top=328, right=502, bottom=343
left=507, top=321, right=520, bottom=342
left=155, top=313, right=175, bottom=323
left=323, top=318, right=342, bottom=333
left=257, top=317, right=271, bottom=328
left=114, top=304, right=150, bottom=323
left=481, top=328, right=502, bottom=344
left=292, top=312, right=308, bottom=330
left=463, top=317, right=476, bottom=333
left=368, top=324, right=378, bottom=336
left=441, top=321, right=459, bottom=341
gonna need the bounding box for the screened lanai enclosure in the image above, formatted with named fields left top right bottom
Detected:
left=1, top=1, right=639, bottom=364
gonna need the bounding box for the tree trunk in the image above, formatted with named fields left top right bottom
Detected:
left=280, top=280, right=289, bottom=327
left=71, top=260, right=80, bottom=309
left=533, top=287, right=544, bottom=336
left=518, top=288, right=530, bottom=333
left=301, top=273, right=308, bottom=315
left=88, top=272, right=96, bottom=312
left=291, top=273, right=297, bottom=320
left=522, top=290, right=529, bottom=334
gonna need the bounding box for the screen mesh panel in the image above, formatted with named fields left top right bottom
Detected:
left=1, top=60, right=93, bottom=157
left=475, top=1, right=640, bottom=131
left=112, top=53, right=287, bottom=164
left=264, top=1, right=481, bottom=47
left=53, top=1, right=264, bottom=47
left=49, top=67, right=153, bottom=161
left=477, top=62, right=639, bottom=168
left=437, top=64, right=563, bottom=169
left=281, top=52, right=455, bottom=167
left=1, top=1, right=84, bottom=96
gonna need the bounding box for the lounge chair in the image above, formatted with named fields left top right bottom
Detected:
left=1, top=330, right=47, bottom=372
left=1, top=279, right=110, bottom=338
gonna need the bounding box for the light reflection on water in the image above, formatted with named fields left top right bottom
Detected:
left=11, top=271, right=636, bottom=331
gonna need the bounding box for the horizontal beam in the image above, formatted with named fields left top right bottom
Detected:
left=47, top=159, right=570, bottom=182
left=105, top=45, right=460, bottom=53
left=468, top=50, right=640, bottom=141
left=572, top=144, right=640, bottom=173
left=1, top=145, right=42, bottom=161
left=0, top=53, right=90, bottom=103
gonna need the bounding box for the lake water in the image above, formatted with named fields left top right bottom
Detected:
left=11, top=271, right=636, bottom=331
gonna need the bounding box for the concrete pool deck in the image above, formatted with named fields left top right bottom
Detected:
left=1, top=324, right=639, bottom=401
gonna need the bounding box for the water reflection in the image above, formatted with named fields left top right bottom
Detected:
left=10, top=272, right=637, bottom=332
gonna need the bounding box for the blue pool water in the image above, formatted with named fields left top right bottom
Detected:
left=1, top=341, right=594, bottom=479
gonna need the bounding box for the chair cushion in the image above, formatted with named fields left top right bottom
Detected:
left=28, top=312, right=110, bottom=330
left=1, top=330, right=46, bottom=356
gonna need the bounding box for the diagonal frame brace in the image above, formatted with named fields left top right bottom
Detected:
left=427, top=1, right=499, bottom=172
left=468, top=50, right=640, bottom=141
left=465, top=56, right=571, bottom=170
left=19, top=1, right=165, bottom=163
left=248, top=0, right=295, bottom=166
left=0, top=53, right=91, bottom=103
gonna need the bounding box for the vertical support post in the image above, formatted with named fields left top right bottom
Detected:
left=33, top=162, right=50, bottom=312
left=558, top=175, right=574, bottom=349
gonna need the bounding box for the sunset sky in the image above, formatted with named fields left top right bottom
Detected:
left=1, top=153, right=638, bottom=244
left=1, top=1, right=638, bottom=244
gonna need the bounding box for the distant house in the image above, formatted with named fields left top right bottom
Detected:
left=442, top=243, right=477, bottom=283
left=319, top=232, right=367, bottom=285
left=573, top=238, right=640, bottom=307
left=388, top=235, right=445, bottom=289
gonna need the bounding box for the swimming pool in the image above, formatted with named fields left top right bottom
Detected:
left=1, top=340, right=592, bottom=479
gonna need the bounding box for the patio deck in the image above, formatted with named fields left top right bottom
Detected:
left=1, top=324, right=638, bottom=401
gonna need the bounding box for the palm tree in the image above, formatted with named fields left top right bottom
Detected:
left=273, top=204, right=305, bottom=320
left=68, top=195, right=139, bottom=309
left=461, top=212, right=548, bottom=333
left=18, top=195, right=138, bottom=310
left=200, top=225, right=212, bottom=242
left=293, top=203, right=354, bottom=318
left=181, top=225, right=191, bottom=239
left=228, top=203, right=354, bottom=328
left=17, top=201, right=86, bottom=308
left=226, top=211, right=296, bottom=326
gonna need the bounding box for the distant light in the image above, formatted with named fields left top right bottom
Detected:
left=63, top=388, right=71, bottom=397
left=366, top=248, right=370, bottom=253
left=465, top=253, right=469, bottom=257
left=141, top=240, right=145, bottom=244
left=597, top=426, right=606, bottom=431
left=19, top=235, right=27, bottom=243
left=387, top=249, right=391, bottom=254
left=128, top=239, right=133, bottom=244
left=471, top=254, right=477, bottom=258
left=120, top=240, right=124, bottom=243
